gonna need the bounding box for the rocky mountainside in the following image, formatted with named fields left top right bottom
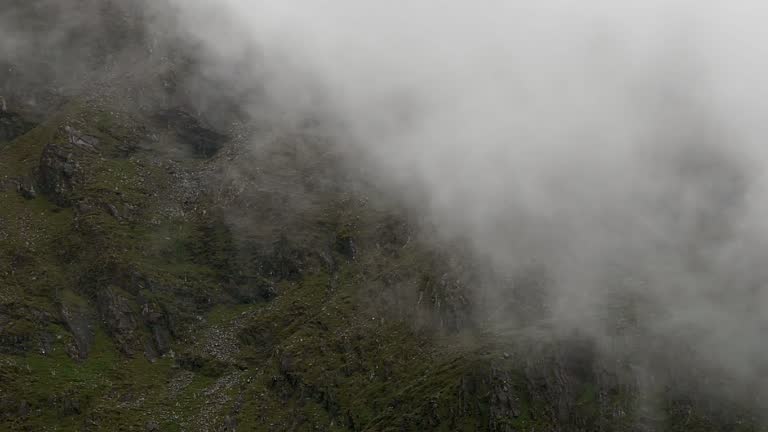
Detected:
left=0, top=2, right=764, bottom=431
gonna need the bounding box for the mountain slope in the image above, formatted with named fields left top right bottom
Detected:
left=0, top=2, right=765, bottom=431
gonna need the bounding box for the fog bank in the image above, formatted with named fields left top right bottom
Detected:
left=154, top=0, right=768, bottom=403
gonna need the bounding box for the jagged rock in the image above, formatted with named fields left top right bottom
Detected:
left=60, top=295, right=95, bottom=360
left=151, top=324, right=172, bottom=355
left=260, top=283, right=278, bottom=300
left=18, top=400, right=30, bottom=418
left=260, top=234, right=305, bottom=280
left=128, top=270, right=153, bottom=295
left=64, top=126, right=99, bottom=152
left=105, top=202, right=121, bottom=219
left=141, top=301, right=173, bottom=355
left=418, top=270, right=473, bottom=333
left=97, top=287, right=138, bottom=354
left=74, top=198, right=99, bottom=216
left=145, top=420, right=160, bottom=431
left=38, top=141, right=79, bottom=206
left=61, top=396, right=81, bottom=416
left=10, top=177, right=37, bottom=199
left=335, top=231, right=357, bottom=260
left=487, top=366, right=521, bottom=431
left=136, top=292, right=173, bottom=356
left=0, top=111, right=35, bottom=143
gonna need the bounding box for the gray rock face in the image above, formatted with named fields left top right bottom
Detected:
left=142, top=301, right=172, bottom=356
left=97, top=288, right=138, bottom=355
left=60, top=299, right=96, bottom=360
left=0, top=111, right=35, bottom=143
left=18, top=400, right=30, bottom=418
left=38, top=142, right=79, bottom=206
left=6, top=176, right=38, bottom=199
left=64, top=126, right=100, bottom=151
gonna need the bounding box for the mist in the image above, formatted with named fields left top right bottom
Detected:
left=0, top=0, right=766, bottom=423
left=152, top=0, right=768, bottom=407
